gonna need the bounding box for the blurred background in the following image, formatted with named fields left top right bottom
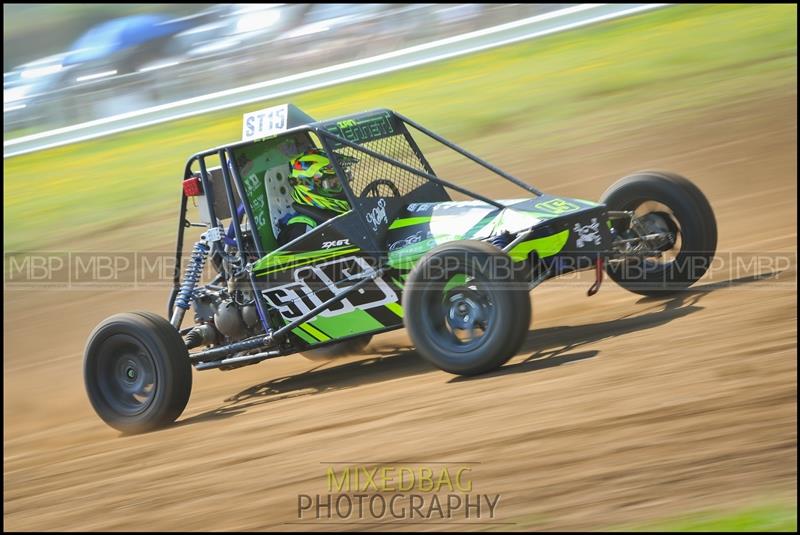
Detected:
left=4, top=4, right=796, bottom=532
left=4, top=3, right=566, bottom=137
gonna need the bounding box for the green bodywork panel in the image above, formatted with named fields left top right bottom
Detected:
left=508, top=230, right=570, bottom=261
left=310, top=308, right=385, bottom=339
left=386, top=196, right=600, bottom=270
left=231, top=133, right=315, bottom=253
left=252, top=245, right=360, bottom=275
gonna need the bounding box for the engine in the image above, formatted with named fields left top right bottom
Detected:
left=184, top=274, right=264, bottom=349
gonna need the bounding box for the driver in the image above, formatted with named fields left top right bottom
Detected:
left=277, top=148, right=352, bottom=245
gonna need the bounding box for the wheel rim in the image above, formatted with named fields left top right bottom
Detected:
left=423, top=276, right=497, bottom=353
left=96, top=334, right=157, bottom=416
left=629, top=200, right=683, bottom=271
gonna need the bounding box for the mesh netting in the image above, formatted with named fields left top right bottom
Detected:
left=328, top=133, right=433, bottom=198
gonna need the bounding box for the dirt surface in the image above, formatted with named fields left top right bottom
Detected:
left=4, top=93, right=797, bottom=531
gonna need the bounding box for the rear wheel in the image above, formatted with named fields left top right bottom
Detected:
left=84, top=312, right=192, bottom=434
left=403, top=241, right=531, bottom=376
left=601, top=170, right=717, bottom=296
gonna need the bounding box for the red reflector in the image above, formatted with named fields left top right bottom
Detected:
left=183, top=176, right=203, bottom=197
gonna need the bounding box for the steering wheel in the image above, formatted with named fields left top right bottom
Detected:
left=360, top=179, right=401, bottom=199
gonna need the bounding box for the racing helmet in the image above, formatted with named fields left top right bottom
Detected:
left=288, top=148, right=351, bottom=213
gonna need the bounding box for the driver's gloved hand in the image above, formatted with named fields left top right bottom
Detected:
left=277, top=213, right=318, bottom=246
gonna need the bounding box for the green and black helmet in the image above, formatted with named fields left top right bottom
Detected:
left=289, top=148, right=351, bottom=213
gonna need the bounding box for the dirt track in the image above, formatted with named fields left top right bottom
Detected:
left=4, top=93, right=797, bottom=531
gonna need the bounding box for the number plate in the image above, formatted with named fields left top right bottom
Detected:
left=242, top=104, right=289, bottom=141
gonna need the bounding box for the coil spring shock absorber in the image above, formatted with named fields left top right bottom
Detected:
left=170, top=239, right=210, bottom=328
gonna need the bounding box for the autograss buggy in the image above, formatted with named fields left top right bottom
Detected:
left=84, top=104, right=717, bottom=433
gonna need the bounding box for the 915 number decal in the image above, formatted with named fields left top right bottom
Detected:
left=262, top=256, right=397, bottom=321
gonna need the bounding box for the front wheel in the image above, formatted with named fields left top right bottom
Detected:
left=403, top=240, right=531, bottom=376
left=600, top=170, right=717, bottom=296
left=84, top=312, right=192, bottom=434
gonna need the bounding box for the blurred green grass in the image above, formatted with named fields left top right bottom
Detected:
left=3, top=4, right=796, bottom=251
left=506, top=502, right=797, bottom=532
left=626, top=503, right=797, bottom=532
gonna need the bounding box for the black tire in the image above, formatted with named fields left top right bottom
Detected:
left=600, top=170, right=717, bottom=297
left=84, top=311, right=192, bottom=434
left=403, top=240, right=531, bottom=376
left=300, top=335, right=373, bottom=361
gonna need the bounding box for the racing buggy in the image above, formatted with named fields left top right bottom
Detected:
left=84, top=104, right=717, bottom=433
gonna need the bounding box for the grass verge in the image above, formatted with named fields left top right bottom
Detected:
left=625, top=503, right=797, bottom=532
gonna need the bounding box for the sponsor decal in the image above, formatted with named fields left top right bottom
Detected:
left=261, top=256, right=397, bottom=321
left=366, top=198, right=388, bottom=231
left=573, top=218, right=602, bottom=248
left=388, top=230, right=431, bottom=251
left=325, top=112, right=396, bottom=145
left=322, top=239, right=350, bottom=249
left=406, top=200, right=494, bottom=213
left=406, top=202, right=435, bottom=213
left=535, top=198, right=581, bottom=215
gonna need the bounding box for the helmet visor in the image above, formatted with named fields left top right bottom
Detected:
left=320, top=174, right=342, bottom=194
